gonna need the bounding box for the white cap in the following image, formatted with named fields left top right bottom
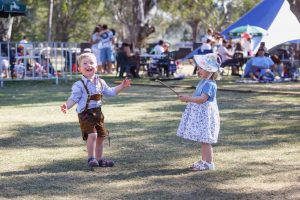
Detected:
left=193, top=53, right=222, bottom=73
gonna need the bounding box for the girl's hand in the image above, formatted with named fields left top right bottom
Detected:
left=122, top=78, right=131, bottom=88
left=179, top=95, right=190, bottom=103
left=60, top=103, right=68, bottom=114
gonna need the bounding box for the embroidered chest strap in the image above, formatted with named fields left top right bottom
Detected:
left=81, top=80, right=103, bottom=111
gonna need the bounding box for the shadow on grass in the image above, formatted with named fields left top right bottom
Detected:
left=0, top=120, right=299, bottom=199
left=0, top=158, right=298, bottom=199
left=1, top=105, right=298, bottom=151
left=119, top=186, right=299, bottom=200
left=1, top=78, right=299, bottom=199
left=0, top=122, right=80, bottom=148
left=0, top=82, right=185, bottom=107
left=0, top=80, right=73, bottom=106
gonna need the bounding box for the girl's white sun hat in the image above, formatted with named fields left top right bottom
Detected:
left=193, top=53, right=223, bottom=73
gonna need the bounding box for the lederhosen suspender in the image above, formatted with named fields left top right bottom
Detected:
left=80, top=79, right=110, bottom=145
left=80, top=79, right=103, bottom=111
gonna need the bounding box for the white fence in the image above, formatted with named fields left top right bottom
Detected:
left=0, top=42, right=82, bottom=87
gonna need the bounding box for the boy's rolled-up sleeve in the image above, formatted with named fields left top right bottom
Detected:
left=101, top=80, right=117, bottom=97
left=68, top=83, right=82, bottom=103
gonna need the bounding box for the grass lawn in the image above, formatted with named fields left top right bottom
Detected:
left=0, top=75, right=299, bottom=200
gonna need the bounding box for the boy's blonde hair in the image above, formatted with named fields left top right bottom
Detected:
left=77, top=52, right=96, bottom=65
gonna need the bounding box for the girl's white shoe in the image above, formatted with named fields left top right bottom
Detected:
left=191, top=160, right=215, bottom=171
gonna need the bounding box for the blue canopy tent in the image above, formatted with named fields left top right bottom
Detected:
left=179, top=0, right=300, bottom=62
left=178, top=47, right=213, bottom=62
left=221, top=0, right=300, bottom=52
left=289, top=39, right=300, bottom=44
left=221, top=0, right=282, bottom=37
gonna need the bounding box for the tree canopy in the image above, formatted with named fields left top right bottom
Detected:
left=0, top=0, right=266, bottom=47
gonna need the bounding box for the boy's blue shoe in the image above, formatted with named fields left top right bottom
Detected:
left=98, top=159, right=114, bottom=167
left=88, top=157, right=99, bottom=168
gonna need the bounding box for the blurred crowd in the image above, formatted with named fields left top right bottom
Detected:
left=198, top=28, right=299, bottom=82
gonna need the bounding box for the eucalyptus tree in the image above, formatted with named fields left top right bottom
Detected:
left=47, top=0, right=53, bottom=42
left=160, top=0, right=259, bottom=42
left=10, top=0, right=107, bottom=42
left=104, top=0, right=158, bottom=48
left=210, top=0, right=260, bottom=31
left=51, top=0, right=106, bottom=42
left=0, top=18, right=13, bottom=41
left=9, top=0, right=47, bottom=41
left=161, top=0, right=216, bottom=42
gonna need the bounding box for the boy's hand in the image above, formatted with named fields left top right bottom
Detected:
left=179, top=95, right=190, bottom=103
left=60, top=103, right=68, bottom=114
left=122, top=78, right=131, bottom=88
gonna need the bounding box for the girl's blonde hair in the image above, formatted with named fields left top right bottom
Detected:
left=210, top=71, right=222, bottom=80
left=197, top=66, right=222, bottom=80
left=77, top=52, right=96, bottom=65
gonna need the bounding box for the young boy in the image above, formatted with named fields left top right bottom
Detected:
left=60, top=52, right=131, bottom=168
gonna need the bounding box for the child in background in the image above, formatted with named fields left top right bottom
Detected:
left=270, top=55, right=284, bottom=79
left=177, top=53, right=221, bottom=171
left=60, top=52, right=131, bottom=168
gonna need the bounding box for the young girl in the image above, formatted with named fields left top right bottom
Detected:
left=177, top=53, right=222, bottom=171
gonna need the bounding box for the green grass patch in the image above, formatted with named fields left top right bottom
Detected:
left=0, top=76, right=299, bottom=199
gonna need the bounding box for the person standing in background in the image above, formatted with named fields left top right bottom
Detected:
left=153, top=40, right=165, bottom=55
left=90, top=25, right=103, bottom=73
left=98, top=24, right=114, bottom=74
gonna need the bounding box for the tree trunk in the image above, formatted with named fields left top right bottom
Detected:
left=136, top=23, right=155, bottom=48
left=0, top=17, right=14, bottom=41
left=111, top=0, right=157, bottom=48
left=288, top=0, right=300, bottom=22
left=188, top=20, right=200, bottom=43
left=47, top=0, right=54, bottom=42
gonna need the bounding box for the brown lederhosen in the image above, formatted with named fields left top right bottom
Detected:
left=78, top=80, right=109, bottom=141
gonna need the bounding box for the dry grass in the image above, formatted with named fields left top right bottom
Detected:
left=0, top=76, right=299, bottom=200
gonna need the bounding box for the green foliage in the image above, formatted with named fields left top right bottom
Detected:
left=11, top=0, right=107, bottom=42
left=160, top=0, right=260, bottom=42
left=9, top=0, right=260, bottom=43
left=11, top=0, right=48, bottom=41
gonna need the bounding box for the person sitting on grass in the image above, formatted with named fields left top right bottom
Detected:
left=249, top=48, right=274, bottom=81
left=60, top=52, right=131, bottom=169
left=242, top=56, right=255, bottom=79
left=270, top=54, right=284, bottom=79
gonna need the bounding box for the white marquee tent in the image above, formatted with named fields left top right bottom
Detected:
left=221, top=0, right=300, bottom=52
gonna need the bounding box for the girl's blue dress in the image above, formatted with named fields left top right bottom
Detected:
left=177, top=79, right=220, bottom=144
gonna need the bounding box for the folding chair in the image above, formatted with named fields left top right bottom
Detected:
left=232, top=52, right=245, bottom=75
left=116, top=51, right=127, bottom=77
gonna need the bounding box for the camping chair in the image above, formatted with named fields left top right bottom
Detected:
left=168, top=51, right=178, bottom=75
left=222, top=52, right=244, bottom=76
left=139, top=56, right=149, bottom=77
left=147, top=58, right=162, bottom=77
left=116, top=51, right=127, bottom=77
left=232, top=52, right=245, bottom=75
left=116, top=51, right=138, bottom=78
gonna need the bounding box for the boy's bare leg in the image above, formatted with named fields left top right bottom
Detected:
left=95, top=136, right=105, bottom=160
left=86, top=133, right=97, bottom=158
